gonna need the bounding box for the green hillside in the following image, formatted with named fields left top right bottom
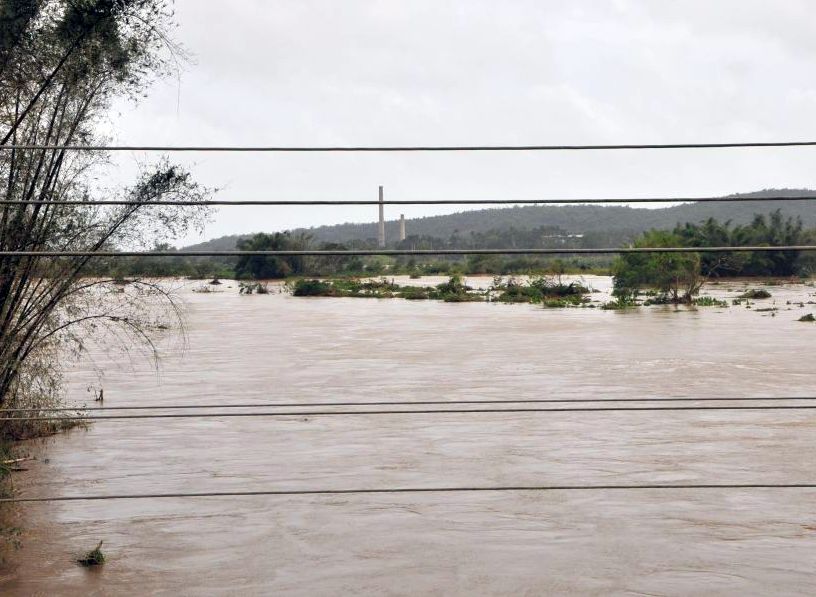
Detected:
left=185, top=189, right=816, bottom=250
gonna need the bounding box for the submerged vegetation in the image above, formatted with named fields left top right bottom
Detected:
left=238, top=282, right=270, bottom=295
left=77, top=541, right=106, bottom=567
left=291, top=275, right=593, bottom=306
left=692, top=296, right=729, bottom=308
left=489, top=276, right=589, bottom=306
left=288, top=274, right=813, bottom=317
left=292, top=276, right=482, bottom=302
left=739, top=289, right=773, bottom=299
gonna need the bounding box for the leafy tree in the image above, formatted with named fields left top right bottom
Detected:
left=729, top=212, right=803, bottom=276
left=673, top=211, right=805, bottom=277
left=614, top=212, right=811, bottom=305
left=612, top=231, right=702, bottom=303
left=234, top=232, right=311, bottom=279
left=673, top=217, right=733, bottom=275
left=0, top=1, right=210, bottom=438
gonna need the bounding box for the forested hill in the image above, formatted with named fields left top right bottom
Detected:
left=185, top=189, right=816, bottom=250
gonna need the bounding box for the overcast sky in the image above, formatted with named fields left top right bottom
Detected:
left=107, top=0, right=816, bottom=246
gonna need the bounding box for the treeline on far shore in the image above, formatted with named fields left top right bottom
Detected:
left=88, top=211, right=816, bottom=281
left=85, top=251, right=613, bottom=280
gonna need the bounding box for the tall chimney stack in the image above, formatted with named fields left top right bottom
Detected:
left=377, top=185, right=385, bottom=248
left=399, top=214, right=406, bottom=241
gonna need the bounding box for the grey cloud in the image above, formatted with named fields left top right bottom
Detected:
left=106, top=1, right=816, bottom=245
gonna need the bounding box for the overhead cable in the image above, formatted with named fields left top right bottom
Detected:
left=6, top=404, right=816, bottom=421
left=5, top=483, right=816, bottom=503
left=4, top=140, right=816, bottom=152
left=7, top=396, right=816, bottom=413
left=2, top=194, right=816, bottom=206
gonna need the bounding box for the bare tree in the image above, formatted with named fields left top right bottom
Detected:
left=0, top=1, right=211, bottom=438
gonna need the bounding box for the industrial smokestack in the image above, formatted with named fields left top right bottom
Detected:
left=378, top=185, right=385, bottom=248
left=399, top=214, right=406, bottom=241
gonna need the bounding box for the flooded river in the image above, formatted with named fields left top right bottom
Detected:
left=2, top=276, right=816, bottom=595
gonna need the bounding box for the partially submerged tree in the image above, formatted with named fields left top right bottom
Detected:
left=234, top=232, right=312, bottom=279
left=0, top=0, right=211, bottom=438
left=614, top=212, right=810, bottom=304
left=612, top=230, right=703, bottom=304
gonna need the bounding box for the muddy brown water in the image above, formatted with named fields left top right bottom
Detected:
left=2, top=276, right=816, bottom=595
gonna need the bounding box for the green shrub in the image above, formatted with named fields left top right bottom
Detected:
left=430, top=276, right=483, bottom=302
left=398, top=287, right=430, bottom=300
left=491, top=275, right=590, bottom=304
left=642, top=295, right=674, bottom=306
left=542, top=295, right=586, bottom=308
left=238, top=282, right=270, bottom=295
left=494, top=282, right=539, bottom=303
left=529, top=276, right=589, bottom=297
left=78, top=541, right=105, bottom=567
left=693, top=296, right=728, bottom=307
left=739, top=289, right=772, bottom=299
left=292, top=280, right=334, bottom=296
left=601, top=297, right=638, bottom=310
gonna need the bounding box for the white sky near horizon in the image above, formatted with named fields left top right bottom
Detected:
left=104, top=0, right=816, bottom=247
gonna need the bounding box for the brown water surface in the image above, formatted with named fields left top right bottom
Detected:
left=2, top=276, right=816, bottom=595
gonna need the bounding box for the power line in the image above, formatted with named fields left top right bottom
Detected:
left=6, top=404, right=816, bottom=421
left=7, top=396, right=816, bottom=413
left=4, top=483, right=816, bottom=503
left=2, top=194, right=816, bottom=206
left=2, top=246, right=815, bottom=258
left=4, top=141, right=816, bottom=152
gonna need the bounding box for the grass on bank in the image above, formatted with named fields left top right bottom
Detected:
left=0, top=442, right=25, bottom=564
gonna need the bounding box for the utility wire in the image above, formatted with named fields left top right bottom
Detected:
left=6, top=405, right=816, bottom=421
left=2, top=194, right=816, bottom=206
left=3, top=141, right=816, bottom=152
left=2, top=246, right=816, bottom=258
left=7, top=396, right=816, bottom=413
left=4, top=483, right=816, bottom=503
